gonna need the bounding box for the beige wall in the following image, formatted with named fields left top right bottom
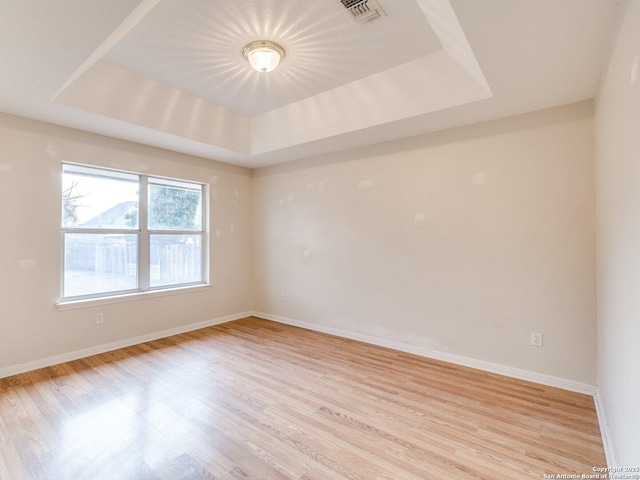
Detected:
left=253, top=101, right=596, bottom=385
left=0, top=100, right=599, bottom=392
left=595, top=0, right=640, bottom=466
left=0, top=113, right=253, bottom=372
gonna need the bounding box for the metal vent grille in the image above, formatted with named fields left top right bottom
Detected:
left=340, top=0, right=386, bottom=24
left=341, top=0, right=367, bottom=8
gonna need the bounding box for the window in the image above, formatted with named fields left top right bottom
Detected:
left=61, top=163, right=207, bottom=301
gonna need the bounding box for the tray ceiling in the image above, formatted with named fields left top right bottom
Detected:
left=0, top=0, right=619, bottom=168
left=106, top=0, right=442, bottom=116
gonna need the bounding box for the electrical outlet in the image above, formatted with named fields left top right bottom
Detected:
left=280, top=293, right=285, bottom=302
left=285, top=293, right=291, bottom=303
left=96, top=313, right=104, bottom=325
left=531, top=332, right=542, bottom=347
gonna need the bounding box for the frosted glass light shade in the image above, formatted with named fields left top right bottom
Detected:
left=243, top=41, right=285, bottom=73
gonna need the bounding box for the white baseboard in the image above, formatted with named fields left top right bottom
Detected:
left=2, top=310, right=598, bottom=397
left=252, top=311, right=597, bottom=396
left=0, top=311, right=253, bottom=380
left=594, top=388, right=618, bottom=468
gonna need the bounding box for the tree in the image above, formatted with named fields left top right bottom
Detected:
left=148, top=186, right=200, bottom=230
left=62, top=181, right=84, bottom=226
left=124, top=204, right=138, bottom=228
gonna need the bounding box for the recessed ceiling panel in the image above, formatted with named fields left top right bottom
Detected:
left=0, top=0, right=619, bottom=168
left=105, top=0, right=442, bottom=116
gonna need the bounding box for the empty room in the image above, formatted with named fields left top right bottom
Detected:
left=1, top=0, right=639, bottom=478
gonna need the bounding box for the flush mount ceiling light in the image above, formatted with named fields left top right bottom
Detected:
left=243, top=40, right=285, bottom=73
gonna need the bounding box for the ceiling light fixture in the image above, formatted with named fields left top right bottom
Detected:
left=243, top=40, right=285, bottom=73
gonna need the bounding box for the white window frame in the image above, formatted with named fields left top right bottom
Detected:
left=59, top=163, right=209, bottom=305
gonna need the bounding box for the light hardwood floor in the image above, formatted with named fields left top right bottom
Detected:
left=0, top=317, right=605, bottom=479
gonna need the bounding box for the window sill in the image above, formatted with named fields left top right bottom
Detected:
left=56, top=284, right=212, bottom=311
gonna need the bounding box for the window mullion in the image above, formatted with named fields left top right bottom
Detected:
left=202, top=184, right=209, bottom=284
left=139, top=175, right=150, bottom=291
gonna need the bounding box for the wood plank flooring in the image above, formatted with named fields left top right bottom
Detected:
left=0, top=317, right=605, bottom=479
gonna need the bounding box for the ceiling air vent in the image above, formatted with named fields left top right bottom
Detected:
left=340, top=0, right=386, bottom=24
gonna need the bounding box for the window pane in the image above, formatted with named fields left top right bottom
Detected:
left=148, top=180, right=202, bottom=231
left=62, top=164, right=139, bottom=229
left=64, top=234, right=138, bottom=297
left=150, top=235, right=202, bottom=287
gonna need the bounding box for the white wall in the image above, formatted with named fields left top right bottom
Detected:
left=0, top=89, right=612, bottom=453
left=595, top=0, right=640, bottom=466
left=0, top=99, right=599, bottom=393
left=253, top=101, right=596, bottom=386
left=0, top=113, right=253, bottom=373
